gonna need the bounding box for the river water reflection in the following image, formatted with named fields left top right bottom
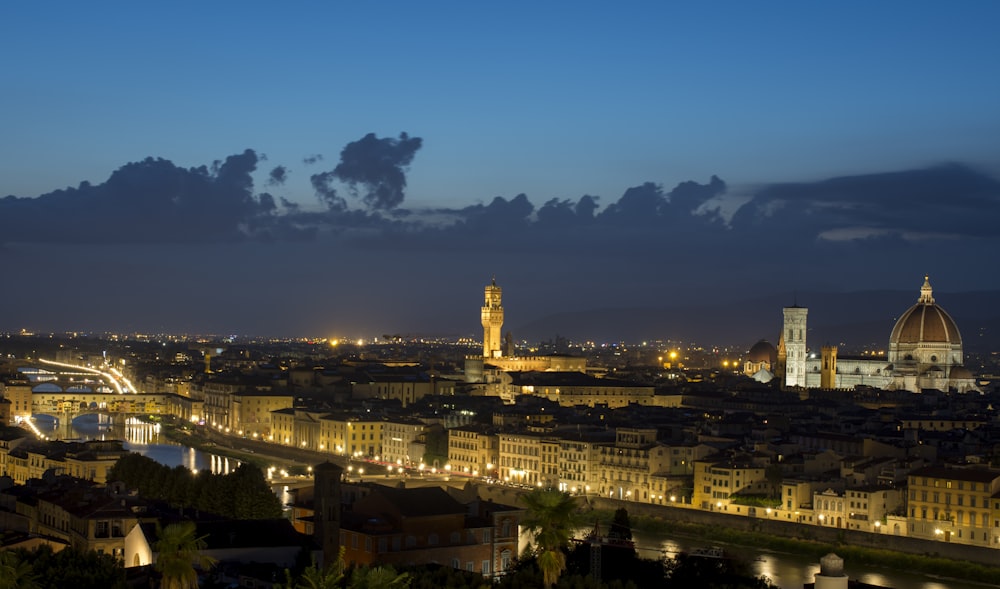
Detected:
left=34, top=413, right=240, bottom=475
left=35, top=414, right=990, bottom=589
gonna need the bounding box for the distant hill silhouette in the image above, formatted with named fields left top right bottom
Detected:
left=513, top=289, right=1000, bottom=353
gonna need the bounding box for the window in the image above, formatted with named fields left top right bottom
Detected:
left=451, top=558, right=460, bottom=569
left=483, top=529, right=491, bottom=543
left=428, top=533, right=439, bottom=546
left=500, top=550, right=511, bottom=572
left=482, top=560, right=491, bottom=575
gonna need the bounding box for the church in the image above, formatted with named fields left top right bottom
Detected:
left=747, top=277, right=978, bottom=393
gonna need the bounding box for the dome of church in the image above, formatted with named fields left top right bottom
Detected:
left=949, top=365, right=973, bottom=380
left=747, top=340, right=777, bottom=364
left=889, top=277, right=962, bottom=346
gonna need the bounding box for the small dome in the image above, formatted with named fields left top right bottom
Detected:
left=950, top=365, right=974, bottom=380
left=889, top=277, right=962, bottom=346
left=747, top=340, right=777, bottom=364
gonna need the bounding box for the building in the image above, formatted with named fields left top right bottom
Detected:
left=503, top=371, right=656, bottom=408
left=906, top=466, right=1000, bottom=546
left=0, top=439, right=129, bottom=484
left=464, top=279, right=586, bottom=383
left=447, top=424, right=498, bottom=479
left=3, top=476, right=145, bottom=558
left=598, top=428, right=665, bottom=503
left=773, top=278, right=977, bottom=393
left=782, top=306, right=808, bottom=389
left=692, top=458, right=768, bottom=511
left=382, top=417, right=426, bottom=468
left=481, top=278, right=504, bottom=359
left=339, top=485, right=522, bottom=578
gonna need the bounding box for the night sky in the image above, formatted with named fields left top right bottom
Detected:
left=2, top=3, right=999, bottom=344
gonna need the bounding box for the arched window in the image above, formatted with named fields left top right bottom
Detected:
left=500, top=549, right=512, bottom=572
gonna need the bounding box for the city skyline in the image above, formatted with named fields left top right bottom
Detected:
left=2, top=3, right=999, bottom=339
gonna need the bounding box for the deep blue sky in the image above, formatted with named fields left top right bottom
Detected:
left=4, top=2, right=998, bottom=208
left=2, top=2, right=1000, bottom=343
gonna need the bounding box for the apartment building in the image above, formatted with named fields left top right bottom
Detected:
left=447, top=424, right=498, bottom=478
left=907, top=466, right=1000, bottom=546
left=598, top=428, right=661, bottom=502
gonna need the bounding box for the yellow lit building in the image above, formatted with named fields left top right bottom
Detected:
left=0, top=439, right=128, bottom=485
left=692, top=458, right=768, bottom=512
left=447, top=424, right=498, bottom=478
left=907, top=466, right=1000, bottom=546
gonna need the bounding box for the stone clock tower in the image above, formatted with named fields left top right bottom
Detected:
left=481, top=278, right=504, bottom=358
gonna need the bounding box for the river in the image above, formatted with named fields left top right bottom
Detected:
left=625, top=528, right=988, bottom=589
left=35, top=413, right=242, bottom=475
left=37, top=414, right=992, bottom=589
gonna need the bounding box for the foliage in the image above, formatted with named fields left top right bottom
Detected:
left=108, top=453, right=282, bottom=519
left=154, top=521, right=218, bottom=589
left=609, top=508, right=633, bottom=542
left=664, top=552, right=776, bottom=589
left=0, top=550, right=38, bottom=589
left=11, top=545, right=125, bottom=589
left=421, top=426, right=449, bottom=466
left=348, top=565, right=411, bottom=588
left=402, top=564, right=490, bottom=589
left=520, top=488, right=581, bottom=588
left=277, top=550, right=344, bottom=589
left=727, top=494, right=781, bottom=508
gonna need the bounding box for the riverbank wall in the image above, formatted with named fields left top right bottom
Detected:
left=577, top=495, right=1000, bottom=567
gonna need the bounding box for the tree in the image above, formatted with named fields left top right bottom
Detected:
left=0, top=551, right=38, bottom=589
left=609, top=508, right=633, bottom=543
left=154, top=521, right=217, bottom=589
left=765, top=464, right=784, bottom=499
left=520, top=488, right=580, bottom=589
left=349, top=565, right=411, bottom=588
left=16, top=545, right=125, bottom=589
left=278, top=551, right=345, bottom=589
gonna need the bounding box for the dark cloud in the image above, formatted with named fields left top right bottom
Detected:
left=3, top=153, right=1000, bottom=340
left=268, top=165, right=288, bottom=186
left=329, top=132, right=423, bottom=210
left=302, top=154, right=323, bottom=166
left=0, top=149, right=310, bottom=244
left=310, top=170, right=345, bottom=210
left=730, top=163, right=1000, bottom=240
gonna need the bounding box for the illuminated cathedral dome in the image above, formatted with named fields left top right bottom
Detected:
left=887, top=277, right=969, bottom=390
left=889, top=276, right=962, bottom=346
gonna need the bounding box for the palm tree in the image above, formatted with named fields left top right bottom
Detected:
left=154, top=521, right=217, bottom=589
left=520, top=488, right=579, bottom=589
left=280, top=551, right=345, bottom=589
left=349, top=565, right=411, bottom=588
left=0, top=551, right=38, bottom=589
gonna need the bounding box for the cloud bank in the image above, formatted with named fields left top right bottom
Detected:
left=2, top=135, right=999, bottom=340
